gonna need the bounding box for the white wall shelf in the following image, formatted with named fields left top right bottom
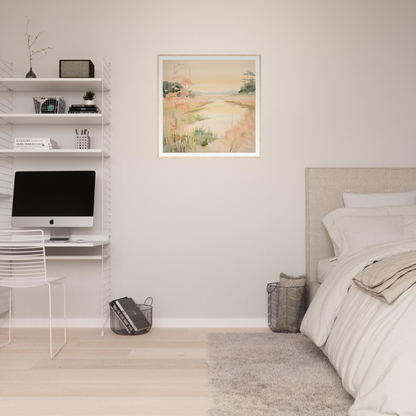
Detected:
left=46, top=254, right=110, bottom=261
left=0, top=149, right=110, bottom=158
left=0, top=78, right=109, bottom=92
left=0, top=57, right=112, bottom=335
left=0, top=114, right=104, bottom=125
left=44, top=240, right=110, bottom=248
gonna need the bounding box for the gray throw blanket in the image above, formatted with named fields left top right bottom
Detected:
left=353, top=250, right=416, bottom=304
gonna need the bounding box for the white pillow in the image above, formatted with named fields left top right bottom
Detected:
left=322, top=205, right=416, bottom=256
left=324, top=215, right=416, bottom=258
left=343, top=190, right=416, bottom=208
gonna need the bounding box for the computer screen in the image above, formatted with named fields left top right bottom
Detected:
left=12, top=171, right=96, bottom=230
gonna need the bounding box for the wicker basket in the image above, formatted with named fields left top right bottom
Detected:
left=33, top=96, right=66, bottom=114
left=110, top=297, right=153, bottom=336
left=267, top=282, right=306, bottom=333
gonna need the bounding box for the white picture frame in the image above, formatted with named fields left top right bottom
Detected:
left=158, top=55, right=260, bottom=158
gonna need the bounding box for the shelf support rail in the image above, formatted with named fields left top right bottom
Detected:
left=101, top=58, right=112, bottom=335
left=0, top=59, right=12, bottom=80
left=0, top=93, right=13, bottom=115
left=102, top=58, right=111, bottom=92
left=0, top=59, right=13, bottom=116
left=0, top=58, right=13, bottom=321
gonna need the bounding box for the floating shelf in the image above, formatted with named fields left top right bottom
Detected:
left=46, top=254, right=110, bottom=261
left=0, top=241, right=110, bottom=248
left=0, top=149, right=109, bottom=158
left=0, top=78, right=109, bottom=92
left=0, top=113, right=105, bottom=125
left=44, top=241, right=110, bottom=248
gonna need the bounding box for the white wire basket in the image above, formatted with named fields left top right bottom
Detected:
left=33, top=96, right=66, bottom=114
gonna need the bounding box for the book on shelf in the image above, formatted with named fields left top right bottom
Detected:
left=68, top=104, right=101, bottom=114
left=109, top=299, right=134, bottom=334
left=15, top=138, right=58, bottom=145
left=14, top=144, right=58, bottom=150
left=68, top=110, right=101, bottom=114
left=14, top=138, right=58, bottom=150
left=114, top=297, right=151, bottom=334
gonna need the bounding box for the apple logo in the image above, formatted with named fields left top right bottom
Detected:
left=49, top=219, right=54, bottom=225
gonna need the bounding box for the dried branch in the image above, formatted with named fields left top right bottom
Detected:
left=23, top=16, right=52, bottom=68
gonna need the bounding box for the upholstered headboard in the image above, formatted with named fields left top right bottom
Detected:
left=305, top=168, right=416, bottom=283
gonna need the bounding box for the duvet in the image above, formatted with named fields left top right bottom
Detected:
left=301, top=239, right=416, bottom=416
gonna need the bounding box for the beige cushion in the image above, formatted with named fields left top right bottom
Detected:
left=276, top=273, right=307, bottom=333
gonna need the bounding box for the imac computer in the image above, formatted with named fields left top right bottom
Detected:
left=11, top=171, right=96, bottom=241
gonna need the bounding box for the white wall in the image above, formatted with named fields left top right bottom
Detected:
left=1, top=0, right=416, bottom=326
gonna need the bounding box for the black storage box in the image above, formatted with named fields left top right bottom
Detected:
left=59, top=60, right=95, bottom=78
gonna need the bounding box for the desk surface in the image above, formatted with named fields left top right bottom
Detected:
left=0, top=240, right=109, bottom=260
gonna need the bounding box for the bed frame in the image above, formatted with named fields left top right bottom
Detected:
left=305, top=167, right=416, bottom=301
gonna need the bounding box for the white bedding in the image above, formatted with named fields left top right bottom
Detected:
left=317, top=257, right=337, bottom=283
left=301, top=239, right=416, bottom=416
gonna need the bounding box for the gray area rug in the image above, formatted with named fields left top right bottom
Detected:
left=207, top=333, right=354, bottom=416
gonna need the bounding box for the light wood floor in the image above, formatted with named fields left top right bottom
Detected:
left=0, top=327, right=268, bottom=416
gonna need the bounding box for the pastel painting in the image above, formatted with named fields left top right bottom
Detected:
left=159, top=56, right=260, bottom=157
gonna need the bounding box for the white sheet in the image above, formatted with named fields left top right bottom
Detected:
left=301, top=239, right=416, bottom=415
left=317, top=257, right=336, bottom=283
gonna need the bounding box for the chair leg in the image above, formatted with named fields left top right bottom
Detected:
left=0, top=288, right=12, bottom=349
left=62, top=283, right=67, bottom=344
left=47, top=283, right=67, bottom=360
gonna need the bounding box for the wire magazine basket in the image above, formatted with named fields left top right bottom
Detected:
left=110, top=297, right=153, bottom=336
left=33, top=96, right=66, bottom=114
left=267, top=282, right=307, bottom=333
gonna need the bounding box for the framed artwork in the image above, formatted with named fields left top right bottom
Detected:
left=158, top=55, right=260, bottom=157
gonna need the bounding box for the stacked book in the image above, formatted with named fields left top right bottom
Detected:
left=68, top=104, right=101, bottom=114
left=110, top=297, right=151, bottom=335
left=14, top=138, right=59, bottom=150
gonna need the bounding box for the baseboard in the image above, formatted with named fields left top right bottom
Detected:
left=0, top=318, right=268, bottom=329
left=152, top=318, right=268, bottom=328
left=0, top=318, right=104, bottom=328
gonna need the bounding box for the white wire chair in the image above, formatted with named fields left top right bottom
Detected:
left=0, top=229, right=66, bottom=359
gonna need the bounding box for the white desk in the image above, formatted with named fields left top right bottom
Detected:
left=43, top=240, right=110, bottom=260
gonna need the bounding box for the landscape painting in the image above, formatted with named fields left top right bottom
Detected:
left=158, top=55, right=260, bottom=157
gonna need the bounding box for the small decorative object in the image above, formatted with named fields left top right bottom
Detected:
left=158, top=55, right=260, bottom=157
left=59, top=60, right=95, bottom=78
left=83, top=91, right=95, bottom=105
left=33, top=96, right=66, bottom=114
left=23, top=16, right=52, bottom=78
left=75, top=129, right=90, bottom=149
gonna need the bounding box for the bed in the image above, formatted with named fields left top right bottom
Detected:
left=301, top=168, right=416, bottom=416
